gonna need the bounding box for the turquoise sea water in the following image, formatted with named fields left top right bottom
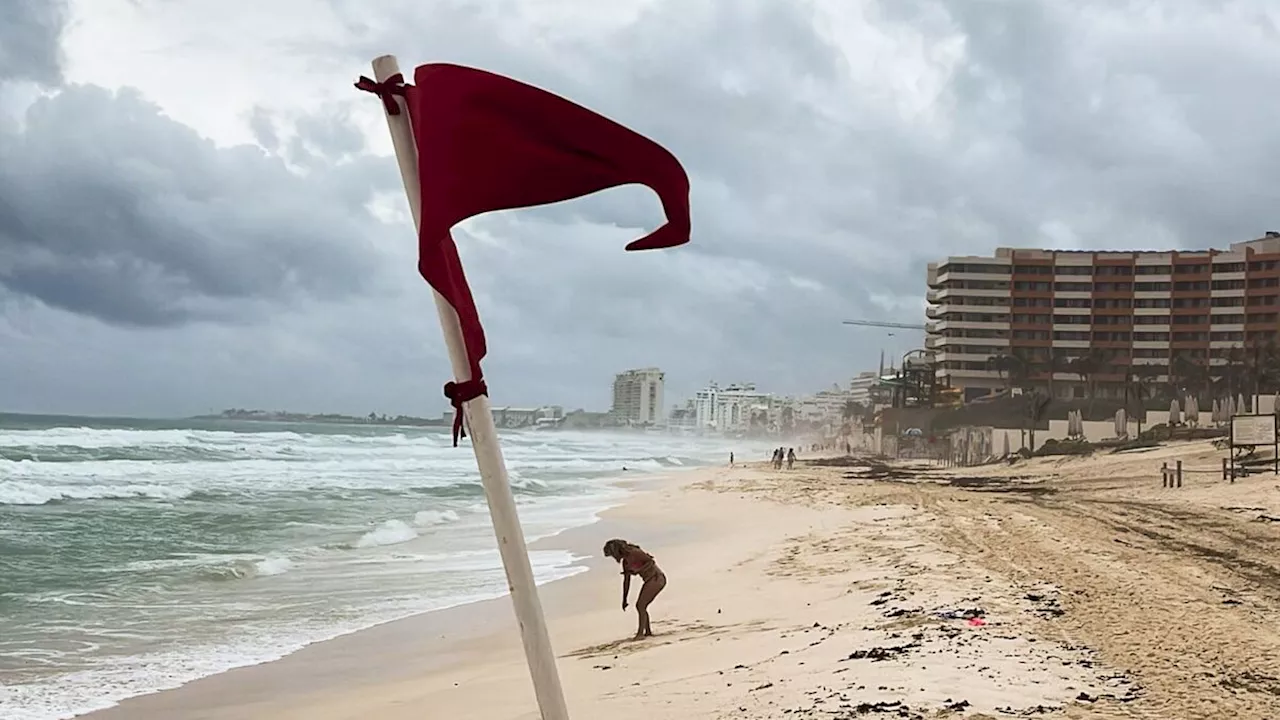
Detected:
left=0, top=414, right=741, bottom=719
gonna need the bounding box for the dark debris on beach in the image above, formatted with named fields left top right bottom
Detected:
left=778, top=695, right=976, bottom=719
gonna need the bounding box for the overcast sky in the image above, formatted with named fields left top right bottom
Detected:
left=3, top=0, right=1280, bottom=418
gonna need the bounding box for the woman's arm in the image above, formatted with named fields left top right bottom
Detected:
left=621, top=572, right=631, bottom=610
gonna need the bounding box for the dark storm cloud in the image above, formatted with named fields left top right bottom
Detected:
left=0, top=0, right=67, bottom=84
left=0, top=0, right=407, bottom=329
left=0, top=85, right=400, bottom=326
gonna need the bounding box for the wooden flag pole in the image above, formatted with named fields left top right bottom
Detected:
left=369, top=54, right=571, bottom=720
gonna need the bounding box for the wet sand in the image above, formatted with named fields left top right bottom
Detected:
left=85, top=441, right=1280, bottom=719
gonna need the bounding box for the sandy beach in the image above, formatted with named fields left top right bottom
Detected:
left=85, top=441, right=1280, bottom=720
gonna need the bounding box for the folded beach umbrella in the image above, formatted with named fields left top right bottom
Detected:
left=1169, top=399, right=1181, bottom=426
left=1002, top=431, right=1010, bottom=457
left=1212, top=398, right=1221, bottom=424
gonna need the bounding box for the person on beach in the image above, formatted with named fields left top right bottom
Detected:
left=603, top=538, right=666, bottom=639
left=729, top=451, right=735, bottom=467
left=786, top=447, right=796, bottom=469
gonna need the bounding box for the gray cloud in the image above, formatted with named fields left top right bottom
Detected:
left=0, top=83, right=400, bottom=326
left=0, top=0, right=66, bottom=85
left=8, top=0, right=1280, bottom=416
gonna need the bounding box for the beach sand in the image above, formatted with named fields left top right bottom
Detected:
left=86, top=441, right=1280, bottom=719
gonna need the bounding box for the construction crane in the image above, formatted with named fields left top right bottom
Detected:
left=842, top=319, right=927, bottom=330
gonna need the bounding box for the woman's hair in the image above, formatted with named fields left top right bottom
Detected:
left=602, top=538, right=638, bottom=560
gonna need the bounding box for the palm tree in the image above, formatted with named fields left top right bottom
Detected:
left=1023, top=389, right=1051, bottom=450
left=1245, top=339, right=1280, bottom=402
left=1034, top=351, right=1070, bottom=401
left=1068, top=349, right=1106, bottom=413
left=985, top=354, right=1027, bottom=393
left=1212, top=346, right=1248, bottom=404
left=1124, top=364, right=1160, bottom=435
left=1170, top=355, right=1209, bottom=404
left=780, top=405, right=795, bottom=434
left=841, top=400, right=863, bottom=422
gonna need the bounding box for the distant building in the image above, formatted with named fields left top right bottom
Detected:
left=559, top=409, right=617, bottom=430
left=847, top=371, right=881, bottom=407
left=611, top=368, right=666, bottom=426
left=693, top=382, right=773, bottom=434
left=926, top=233, right=1280, bottom=402
left=668, top=399, right=698, bottom=429
left=796, top=386, right=853, bottom=425
left=490, top=406, right=565, bottom=429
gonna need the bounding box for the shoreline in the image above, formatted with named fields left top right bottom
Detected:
left=75, top=467, right=703, bottom=720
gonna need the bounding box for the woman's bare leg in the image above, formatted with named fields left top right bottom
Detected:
left=636, top=576, right=667, bottom=637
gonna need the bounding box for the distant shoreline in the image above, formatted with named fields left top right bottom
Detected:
left=188, top=410, right=449, bottom=427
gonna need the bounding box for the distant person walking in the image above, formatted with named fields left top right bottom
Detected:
left=729, top=451, right=735, bottom=467
left=786, top=447, right=796, bottom=470
left=603, top=539, right=666, bottom=639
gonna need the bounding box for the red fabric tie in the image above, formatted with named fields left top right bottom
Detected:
left=443, top=379, right=488, bottom=446
left=354, top=74, right=407, bottom=115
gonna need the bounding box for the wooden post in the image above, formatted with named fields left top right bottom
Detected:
left=1162, top=461, right=1169, bottom=488
left=368, top=55, right=571, bottom=720
left=1176, top=459, right=1183, bottom=489
left=1223, top=456, right=1230, bottom=483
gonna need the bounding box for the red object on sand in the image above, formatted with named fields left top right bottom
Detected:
left=967, top=617, right=986, bottom=627
left=355, top=64, right=691, bottom=444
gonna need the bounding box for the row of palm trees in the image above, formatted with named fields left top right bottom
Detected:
left=984, top=341, right=1280, bottom=409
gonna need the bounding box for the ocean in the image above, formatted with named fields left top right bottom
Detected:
left=0, top=414, right=744, bottom=720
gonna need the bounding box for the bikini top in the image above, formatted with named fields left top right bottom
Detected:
left=623, top=549, right=657, bottom=576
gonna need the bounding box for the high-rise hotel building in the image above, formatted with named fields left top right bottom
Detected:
left=610, top=367, right=666, bottom=426
left=925, top=233, right=1280, bottom=402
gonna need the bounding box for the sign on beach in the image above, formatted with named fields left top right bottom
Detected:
left=1230, top=414, right=1277, bottom=447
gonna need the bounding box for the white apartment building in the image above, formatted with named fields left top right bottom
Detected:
left=847, top=371, right=880, bottom=407
left=796, top=385, right=853, bottom=425
left=610, top=368, right=666, bottom=426
left=693, top=382, right=773, bottom=433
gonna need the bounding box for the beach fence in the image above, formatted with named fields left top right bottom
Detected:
left=1160, top=461, right=1183, bottom=488
left=1159, top=459, right=1248, bottom=488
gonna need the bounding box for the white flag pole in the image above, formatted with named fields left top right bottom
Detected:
left=368, top=54, right=571, bottom=720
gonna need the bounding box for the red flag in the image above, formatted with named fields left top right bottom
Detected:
left=356, top=64, right=691, bottom=444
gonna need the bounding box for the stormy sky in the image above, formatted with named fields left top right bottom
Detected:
left=3, top=0, right=1280, bottom=417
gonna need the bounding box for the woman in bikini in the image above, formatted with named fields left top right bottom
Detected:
left=602, top=538, right=667, bottom=639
